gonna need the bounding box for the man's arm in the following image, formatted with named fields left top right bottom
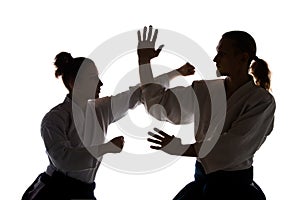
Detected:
left=147, top=128, right=198, bottom=157
left=138, top=26, right=196, bottom=124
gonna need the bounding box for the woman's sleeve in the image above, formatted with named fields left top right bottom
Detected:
left=139, top=59, right=197, bottom=124
left=93, top=70, right=181, bottom=126
left=141, top=82, right=197, bottom=124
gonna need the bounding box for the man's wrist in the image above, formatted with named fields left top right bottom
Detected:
left=138, top=57, right=151, bottom=65
left=175, top=68, right=181, bottom=74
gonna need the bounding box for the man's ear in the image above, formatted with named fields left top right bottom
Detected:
left=239, top=52, right=250, bottom=64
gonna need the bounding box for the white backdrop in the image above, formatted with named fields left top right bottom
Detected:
left=0, top=0, right=299, bottom=199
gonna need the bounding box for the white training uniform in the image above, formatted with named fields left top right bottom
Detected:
left=141, top=75, right=276, bottom=174
left=41, top=70, right=179, bottom=183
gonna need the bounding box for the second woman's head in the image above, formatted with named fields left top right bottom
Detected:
left=54, top=52, right=103, bottom=99
left=214, top=31, right=271, bottom=91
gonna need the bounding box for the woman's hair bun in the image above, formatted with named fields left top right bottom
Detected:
left=54, top=52, right=74, bottom=77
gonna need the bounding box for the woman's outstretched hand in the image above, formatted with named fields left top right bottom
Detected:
left=137, top=25, right=164, bottom=62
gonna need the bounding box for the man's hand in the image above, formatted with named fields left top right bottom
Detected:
left=147, top=128, right=183, bottom=155
left=177, top=62, right=195, bottom=76
left=137, top=25, right=164, bottom=63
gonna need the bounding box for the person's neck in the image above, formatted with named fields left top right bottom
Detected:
left=69, top=93, right=88, bottom=111
left=225, top=74, right=251, bottom=99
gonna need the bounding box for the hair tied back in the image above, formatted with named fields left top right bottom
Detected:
left=54, top=52, right=74, bottom=77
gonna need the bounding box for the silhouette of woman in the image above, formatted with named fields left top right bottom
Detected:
left=22, top=52, right=194, bottom=200
left=138, top=26, right=275, bottom=200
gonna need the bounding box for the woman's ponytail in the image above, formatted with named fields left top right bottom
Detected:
left=250, top=56, right=271, bottom=91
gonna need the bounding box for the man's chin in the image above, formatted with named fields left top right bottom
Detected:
left=95, top=93, right=100, bottom=99
left=216, top=70, right=221, bottom=77
left=216, top=69, right=228, bottom=77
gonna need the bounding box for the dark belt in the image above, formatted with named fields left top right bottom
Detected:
left=51, top=170, right=96, bottom=191
left=22, top=171, right=96, bottom=200
left=195, top=161, right=253, bottom=185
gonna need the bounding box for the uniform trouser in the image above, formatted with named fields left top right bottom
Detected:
left=173, top=161, right=266, bottom=200
left=22, top=171, right=96, bottom=200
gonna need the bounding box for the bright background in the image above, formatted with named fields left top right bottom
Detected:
left=1, top=0, right=299, bottom=199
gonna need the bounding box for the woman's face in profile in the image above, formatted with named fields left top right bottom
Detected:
left=73, top=62, right=103, bottom=99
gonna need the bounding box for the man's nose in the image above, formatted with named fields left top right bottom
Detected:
left=213, top=55, right=217, bottom=62
left=98, top=79, right=103, bottom=87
